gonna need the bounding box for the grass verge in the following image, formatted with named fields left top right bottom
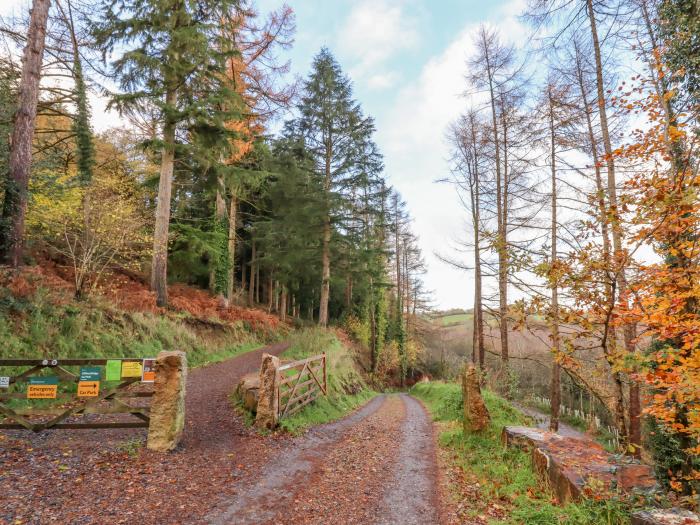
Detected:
left=411, top=381, right=634, bottom=525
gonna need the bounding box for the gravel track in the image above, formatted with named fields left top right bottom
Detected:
left=207, top=393, right=444, bottom=525
left=377, top=394, right=441, bottom=525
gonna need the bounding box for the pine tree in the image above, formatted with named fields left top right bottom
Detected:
left=93, top=0, right=243, bottom=306
left=293, top=48, right=380, bottom=327
left=0, top=0, right=52, bottom=267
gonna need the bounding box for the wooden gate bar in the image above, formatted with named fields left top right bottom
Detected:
left=277, top=353, right=327, bottom=420
left=0, top=358, right=154, bottom=432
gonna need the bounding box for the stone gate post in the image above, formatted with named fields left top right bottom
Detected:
left=147, top=350, right=187, bottom=452
left=255, top=353, right=280, bottom=430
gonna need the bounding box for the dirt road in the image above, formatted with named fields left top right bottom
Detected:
left=208, top=393, right=442, bottom=525
left=2, top=345, right=444, bottom=525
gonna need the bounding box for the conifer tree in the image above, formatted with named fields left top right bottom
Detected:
left=93, top=0, right=242, bottom=306
left=293, top=48, right=379, bottom=326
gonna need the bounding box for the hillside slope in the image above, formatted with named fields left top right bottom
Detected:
left=0, top=264, right=285, bottom=366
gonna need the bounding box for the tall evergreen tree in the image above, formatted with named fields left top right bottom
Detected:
left=293, top=48, right=380, bottom=326
left=93, top=0, right=243, bottom=306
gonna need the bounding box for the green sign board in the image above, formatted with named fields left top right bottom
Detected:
left=29, top=376, right=58, bottom=385
left=105, top=360, right=122, bottom=381
left=79, top=367, right=101, bottom=382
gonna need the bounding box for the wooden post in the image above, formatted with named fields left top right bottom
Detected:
left=322, top=353, right=327, bottom=395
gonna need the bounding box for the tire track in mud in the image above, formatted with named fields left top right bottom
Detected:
left=377, top=394, right=441, bottom=525
left=207, top=395, right=389, bottom=524
left=206, top=394, right=443, bottom=525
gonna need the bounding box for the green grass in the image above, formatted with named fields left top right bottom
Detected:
left=276, top=328, right=376, bottom=434
left=437, top=313, right=473, bottom=326
left=0, top=289, right=272, bottom=368
left=411, top=381, right=634, bottom=525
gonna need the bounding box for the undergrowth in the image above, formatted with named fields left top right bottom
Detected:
left=277, top=328, right=376, bottom=434
left=0, top=286, right=274, bottom=368
left=411, top=381, right=634, bottom=525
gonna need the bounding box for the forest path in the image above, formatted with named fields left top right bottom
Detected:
left=207, top=393, right=444, bottom=525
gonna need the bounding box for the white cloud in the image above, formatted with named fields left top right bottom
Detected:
left=378, top=0, right=528, bottom=309
left=336, top=0, right=419, bottom=89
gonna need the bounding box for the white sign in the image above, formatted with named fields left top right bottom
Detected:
left=0, top=376, right=10, bottom=388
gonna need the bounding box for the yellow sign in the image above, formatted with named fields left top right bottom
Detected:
left=121, top=361, right=142, bottom=378
left=27, top=385, right=58, bottom=399
left=77, top=381, right=100, bottom=397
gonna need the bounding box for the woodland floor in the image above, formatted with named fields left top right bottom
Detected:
left=2, top=344, right=453, bottom=525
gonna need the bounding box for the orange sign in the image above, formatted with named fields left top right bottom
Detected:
left=77, top=381, right=100, bottom=397
left=142, top=359, right=156, bottom=382
left=27, top=385, right=58, bottom=399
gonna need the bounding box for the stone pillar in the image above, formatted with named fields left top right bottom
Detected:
left=147, top=351, right=187, bottom=452
left=255, top=353, right=280, bottom=430
left=462, top=363, right=490, bottom=433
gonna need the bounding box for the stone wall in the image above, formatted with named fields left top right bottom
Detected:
left=502, top=426, right=657, bottom=504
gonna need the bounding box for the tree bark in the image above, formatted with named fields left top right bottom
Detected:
left=226, top=190, right=238, bottom=301
left=548, top=86, right=561, bottom=433
left=279, top=286, right=287, bottom=322
left=318, top=215, right=331, bottom=326
left=210, top=175, right=227, bottom=293
left=574, top=40, right=628, bottom=443
left=480, top=30, right=509, bottom=371
left=587, top=0, right=636, bottom=451
left=248, top=239, right=256, bottom=306
left=151, top=87, right=177, bottom=307
left=468, top=114, right=485, bottom=371
left=1, top=0, right=51, bottom=267
left=318, top=142, right=332, bottom=327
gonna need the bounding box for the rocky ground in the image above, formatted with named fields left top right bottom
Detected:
left=2, top=345, right=450, bottom=525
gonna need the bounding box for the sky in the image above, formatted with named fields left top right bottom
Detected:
left=1, top=0, right=529, bottom=310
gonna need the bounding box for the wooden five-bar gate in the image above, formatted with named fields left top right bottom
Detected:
left=277, top=353, right=327, bottom=420
left=0, top=358, right=153, bottom=432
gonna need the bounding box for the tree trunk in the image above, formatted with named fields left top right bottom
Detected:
left=248, top=239, right=256, bottom=306
left=498, top=105, right=510, bottom=375
left=210, top=175, right=227, bottom=294
left=151, top=88, right=177, bottom=307
left=267, top=274, right=274, bottom=312
left=369, top=277, right=378, bottom=372
left=1, top=0, right=51, bottom=267
left=345, top=275, right=352, bottom=309
left=574, top=41, right=627, bottom=443
left=468, top=117, right=485, bottom=371
left=226, top=191, right=238, bottom=301
left=255, top=264, right=260, bottom=303
left=548, top=88, right=561, bottom=433
left=318, top=142, right=332, bottom=327
left=481, top=33, right=508, bottom=372
left=587, top=0, right=636, bottom=451
left=279, top=286, right=287, bottom=322
left=318, top=215, right=331, bottom=327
